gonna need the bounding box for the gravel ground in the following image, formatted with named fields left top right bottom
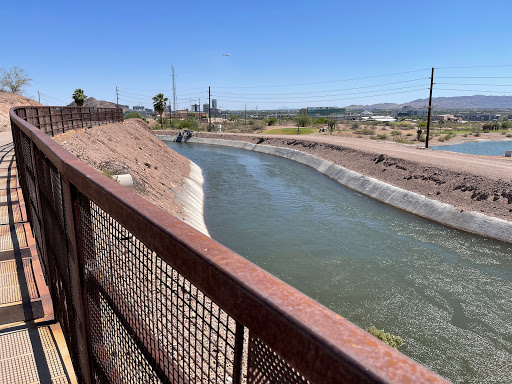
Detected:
left=192, top=132, right=512, bottom=221
left=55, top=119, right=191, bottom=220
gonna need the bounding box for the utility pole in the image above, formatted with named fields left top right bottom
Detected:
left=425, top=67, right=435, bottom=149
left=172, top=65, right=177, bottom=114
left=116, top=86, right=119, bottom=107
left=208, top=86, right=211, bottom=132
left=245, top=104, right=247, bottom=126
left=38, top=91, right=40, bottom=103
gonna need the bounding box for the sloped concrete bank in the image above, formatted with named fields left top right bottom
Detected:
left=178, top=162, right=210, bottom=237
left=159, top=135, right=512, bottom=244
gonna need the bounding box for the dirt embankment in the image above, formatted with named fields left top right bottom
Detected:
left=191, top=132, right=512, bottom=221
left=0, top=92, right=41, bottom=131
left=55, top=119, right=191, bottom=220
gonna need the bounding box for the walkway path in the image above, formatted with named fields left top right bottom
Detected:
left=0, top=132, right=76, bottom=383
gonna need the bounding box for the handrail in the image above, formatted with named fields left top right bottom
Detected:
left=10, top=106, right=447, bottom=383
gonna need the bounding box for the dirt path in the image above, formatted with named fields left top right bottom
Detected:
left=189, top=132, right=512, bottom=221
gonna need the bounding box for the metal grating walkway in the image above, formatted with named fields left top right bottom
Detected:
left=0, top=133, right=76, bottom=383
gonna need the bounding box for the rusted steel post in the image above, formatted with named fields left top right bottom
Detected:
left=232, top=322, right=245, bottom=384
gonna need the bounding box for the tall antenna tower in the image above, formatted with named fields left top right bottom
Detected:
left=172, top=65, right=177, bottom=113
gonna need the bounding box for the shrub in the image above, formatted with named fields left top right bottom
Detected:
left=360, top=128, right=375, bottom=135
left=507, top=134, right=512, bottom=138
left=390, top=130, right=401, bottom=136
left=376, top=133, right=388, bottom=140
left=351, top=121, right=360, bottom=130
left=265, top=117, right=278, bottom=126
left=367, top=326, right=404, bottom=349
left=124, top=112, right=143, bottom=120
left=178, top=118, right=199, bottom=130
left=314, top=117, right=328, bottom=125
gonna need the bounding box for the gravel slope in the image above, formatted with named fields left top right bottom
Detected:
left=55, top=119, right=191, bottom=220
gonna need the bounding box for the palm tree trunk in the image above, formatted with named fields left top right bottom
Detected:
left=160, top=113, right=163, bottom=130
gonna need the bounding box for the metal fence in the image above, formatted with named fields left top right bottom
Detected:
left=10, top=106, right=447, bottom=384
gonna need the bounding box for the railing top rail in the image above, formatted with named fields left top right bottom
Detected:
left=9, top=106, right=447, bottom=384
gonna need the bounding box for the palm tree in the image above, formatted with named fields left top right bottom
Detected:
left=72, top=89, right=87, bottom=106
left=327, top=119, right=337, bottom=135
left=152, top=93, right=168, bottom=130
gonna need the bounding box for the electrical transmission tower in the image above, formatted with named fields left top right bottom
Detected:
left=172, top=65, right=177, bottom=113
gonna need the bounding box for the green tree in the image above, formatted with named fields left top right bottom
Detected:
left=0, top=66, right=32, bottom=95
left=293, top=115, right=312, bottom=134
left=124, top=112, right=143, bottom=120
left=327, top=119, right=337, bottom=135
left=72, top=89, right=87, bottom=106
left=152, top=93, right=168, bottom=130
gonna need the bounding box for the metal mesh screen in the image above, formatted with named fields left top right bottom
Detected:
left=247, top=336, right=309, bottom=384
left=79, top=196, right=240, bottom=383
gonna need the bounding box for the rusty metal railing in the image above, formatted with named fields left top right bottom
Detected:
left=10, top=106, right=447, bottom=383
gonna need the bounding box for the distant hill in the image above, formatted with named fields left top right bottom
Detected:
left=0, top=91, right=42, bottom=131
left=68, top=97, right=129, bottom=112
left=346, top=95, right=512, bottom=110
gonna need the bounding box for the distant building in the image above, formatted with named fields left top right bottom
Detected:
left=396, top=105, right=426, bottom=118
left=133, top=105, right=145, bottom=111
left=203, top=103, right=209, bottom=113
left=306, top=107, right=346, bottom=119
left=212, top=99, right=218, bottom=110
left=191, top=104, right=200, bottom=112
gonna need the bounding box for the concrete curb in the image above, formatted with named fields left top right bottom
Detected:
left=175, top=160, right=210, bottom=237
left=177, top=136, right=512, bottom=244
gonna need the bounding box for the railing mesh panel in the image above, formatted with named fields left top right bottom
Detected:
left=79, top=196, right=239, bottom=383
left=248, top=336, right=308, bottom=384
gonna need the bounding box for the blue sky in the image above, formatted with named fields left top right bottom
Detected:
left=2, top=0, right=512, bottom=110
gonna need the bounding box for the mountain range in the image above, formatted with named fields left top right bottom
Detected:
left=345, top=95, right=512, bottom=110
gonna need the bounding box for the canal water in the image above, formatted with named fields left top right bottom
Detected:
left=432, top=140, right=512, bottom=156
left=167, top=141, right=512, bottom=383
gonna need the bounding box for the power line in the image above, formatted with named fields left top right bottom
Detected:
left=213, top=78, right=429, bottom=96
left=212, top=69, right=430, bottom=89
left=211, top=85, right=428, bottom=102
left=435, top=88, right=512, bottom=94
left=210, top=88, right=428, bottom=104
left=436, top=83, right=512, bottom=87
left=435, top=64, right=512, bottom=69
left=436, top=76, right=512, bottom=79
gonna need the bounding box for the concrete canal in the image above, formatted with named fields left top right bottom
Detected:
left=167, top=141, right=512, bottom=383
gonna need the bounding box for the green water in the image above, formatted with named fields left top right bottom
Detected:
left=167, top=142, right=512, bottom=383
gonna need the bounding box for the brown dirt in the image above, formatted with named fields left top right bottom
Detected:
left=192, top=132, right=512, bottom=221
left=0, top=92, right=41, bottom=131
left=54, top=119, right=191, bottom=220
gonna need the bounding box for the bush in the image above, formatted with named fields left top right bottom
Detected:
left=124, top=112, right=143, bottom=120
left=366, top=326, right=404, bottom=349
left=376, top=133, right=388, bottom=140
left=360, top=128, right=375, bottom=135
left=507, top=134, right=512, bottom=138
left=265, top=117, right=278, bottom=126
left=390, top=130, right=401, bottom=136
left=178, top=117, right=199, bottom=130
left=313, top=117, right=328, bottom=125
left=351, top=121, right=360, bottom=130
